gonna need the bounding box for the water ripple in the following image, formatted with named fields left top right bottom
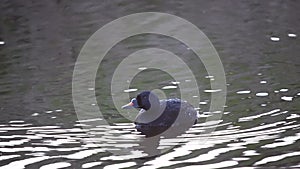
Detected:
left=0, top=106, right=299, bottom=168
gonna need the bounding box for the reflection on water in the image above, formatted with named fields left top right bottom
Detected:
left=0, top=0, right=300, bottom=168
left=0, top=104, right=299, bottom=168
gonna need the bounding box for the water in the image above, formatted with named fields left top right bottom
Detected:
left=0, top=0, right=300, bottom=168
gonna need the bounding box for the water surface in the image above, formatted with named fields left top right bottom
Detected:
left=0, top=0, right=299, bottom=168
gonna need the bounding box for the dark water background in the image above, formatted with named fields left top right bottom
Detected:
left=0, top=0, right=299, bottom=168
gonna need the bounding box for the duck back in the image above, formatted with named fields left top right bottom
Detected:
left=135, top=99, right=197, bottom=137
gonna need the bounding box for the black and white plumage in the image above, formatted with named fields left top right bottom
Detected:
left=122, top=91, right=198, bottom=137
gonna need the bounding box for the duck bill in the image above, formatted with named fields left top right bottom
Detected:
left=121, top=102, right=134, bottom=109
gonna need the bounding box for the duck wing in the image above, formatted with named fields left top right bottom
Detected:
left=134, top=99, right=197, bottom=137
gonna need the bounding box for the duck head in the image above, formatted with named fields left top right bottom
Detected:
left=122, top=91, right=160, bottom=111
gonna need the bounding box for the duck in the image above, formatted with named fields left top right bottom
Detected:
left=122, top=91, right=198, bottom=137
